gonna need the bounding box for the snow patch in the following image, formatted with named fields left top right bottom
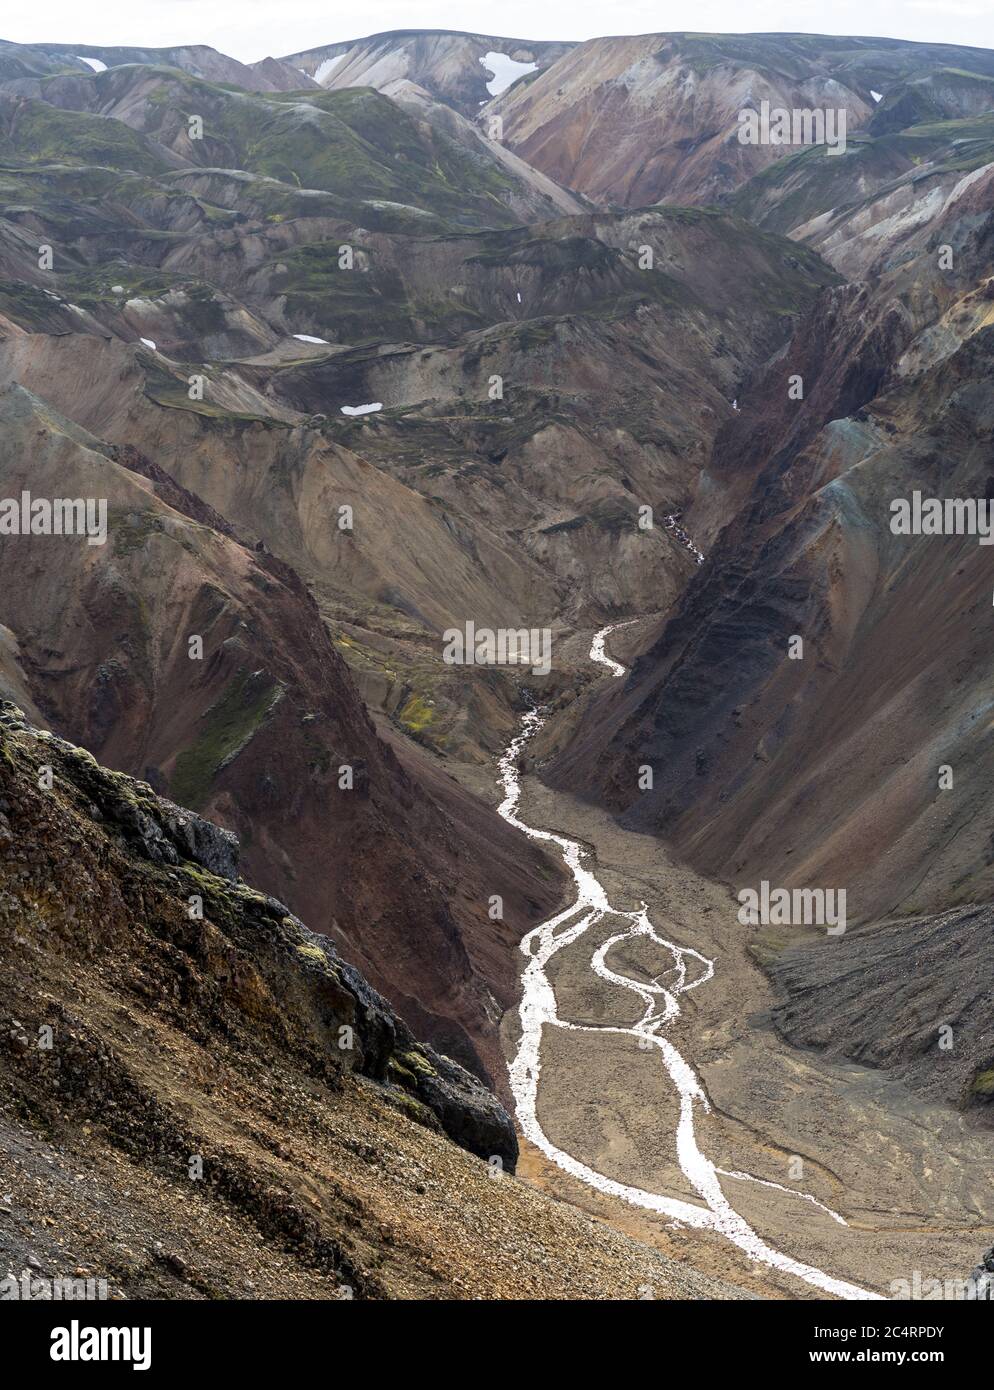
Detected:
left=479, top=51, right=537, bottom=97
left=77, top=56, right=107, bottom=74
left=364, top=199, right=433, bottom=218
left=314, top=55, right=345, bottom=85
left=293, top=334, right=329, bottom=344
left=139, top=337, right=156, bottom=350
left=340, top=402, right=382, bottom=416
left=870, top=90, right=883, bottom=103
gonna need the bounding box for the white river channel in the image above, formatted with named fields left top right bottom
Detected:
left=497, top=622, right=881, bottom=1300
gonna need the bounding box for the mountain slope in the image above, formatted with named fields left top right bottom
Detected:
left=729, top=111, right=994, bottom=278
left=0, top=193, right=837, bottom=768
left=491, top=31, right=994, bottom=207
left=284, top=29, right=573, bottom=115
left=0, top=67, right=573, bottom=228
left=21, top=41, right=314, bottom=93
left=0, top=702, right=739, bottom=1299
left=546, top=151, right=994, bottom=934
left=0, top=380, right=563, bottom=1087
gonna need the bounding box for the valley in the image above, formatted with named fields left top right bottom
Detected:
left=489, top=626, right=994, bottom=1299
left=0, top=20, right=992, bottom=1307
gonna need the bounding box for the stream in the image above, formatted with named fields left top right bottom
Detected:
left=496, top=622, right=881, bottom=1300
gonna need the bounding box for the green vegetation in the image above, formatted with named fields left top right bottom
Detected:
left=296, top=942, right=328, bottom=966
left=398, top=691, right=434, bottom=735
left=59, top=265, right=180, bottom=306
left=274, top=239, right=480, bottom=342
left=0, top=98, right=167, bottom=173
left=170, top=670, right=281, bottom=809
left=731, top=113, right=994, bottom=235
left=971, top=1067, right=994, bottom=1098
left=0, top=278, right=67, bottom=329
left=111, top=510, right=165, bottom=558
left=120, top=75, right=523, bottom=228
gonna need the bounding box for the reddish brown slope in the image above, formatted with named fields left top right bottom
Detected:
left=0, top=382, right=561, bottom=1086
left=492, top=32, right=994, bottom=207
left=547, top=165, right=994, bottom=928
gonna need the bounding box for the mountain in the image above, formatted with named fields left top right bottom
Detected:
left=729, top=110, right=994, bottom=277
left=0, top=45, right=837, bottom=781
left=1, top=22, right=994, bottom=1304
left=0, top=377, right=571, bottom=1094
left=543, top=82, right=994, bottom=1112
left=0, top=701, right=742, bottom=1299
left=283, top=29, right=574, bottom=115
left=0, top=66, right=574, bottom=228
left=490, top=32, right=994, bottom=206
left=14, top=40, right=318, bottom=93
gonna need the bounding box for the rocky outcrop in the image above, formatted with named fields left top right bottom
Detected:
left=0, top=700, right=515, bottom=1166
left=3, top=696, right=738, bottom=1298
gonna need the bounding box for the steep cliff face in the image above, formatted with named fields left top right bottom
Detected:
left=0, top=700, right=515, bottom=1162
left=0, top=702, right=735, bottom=1299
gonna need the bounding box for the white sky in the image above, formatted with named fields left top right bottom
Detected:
left=3, top=0, right=993, bottom=62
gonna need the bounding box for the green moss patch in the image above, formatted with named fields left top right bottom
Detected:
left=170, top=670, right=282, bottom=809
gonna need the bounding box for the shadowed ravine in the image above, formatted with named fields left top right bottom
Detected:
left=497, top=623, right=882, bottom=1300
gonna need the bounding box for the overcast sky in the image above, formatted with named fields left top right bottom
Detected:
left=4, top=0, right=993, bottom=61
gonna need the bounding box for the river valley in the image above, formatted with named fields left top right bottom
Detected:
left=487, top=626, right=994, bottom=1299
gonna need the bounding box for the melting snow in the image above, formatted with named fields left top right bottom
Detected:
left=293, top=334, right=328, bottom=344
left=871, top=90, right=883, bottom=103
left=140, top=337, right=156, bottom=350
left=77, top=56, right=107, bottom=73
left=340, top=403, right=382, bottom=416
left=479, top=51, right=537, bottom=97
